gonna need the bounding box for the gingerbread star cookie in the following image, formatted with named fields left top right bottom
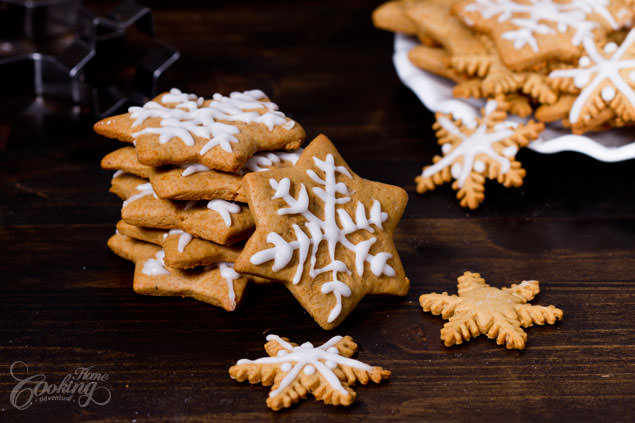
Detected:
left=94, top=88, right=305, bottom=173
left=420, top=271, right=563, bottom=349
left=547, top=29, right=635, bottom=133
left=235, top=134, right=409, bottom=329
left=107, top=233, right=248, bottom=311
left=229, top=334, right=390, bottom=410
left=415, top=99, right=544, bottom=209
left=454, top=0, right=633, bottom=70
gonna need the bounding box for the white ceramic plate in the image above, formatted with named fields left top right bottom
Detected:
left=393, top=34, right=635, bottom=162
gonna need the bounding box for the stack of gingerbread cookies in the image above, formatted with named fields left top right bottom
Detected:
left=97, top=88, right=410, bottom=329
left=97, top=88, right=305, bottom=312
left=373, top=0, right=635, bottom=208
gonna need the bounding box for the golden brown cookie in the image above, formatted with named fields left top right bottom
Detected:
left=94, top=88, right=305, bottom=173
left=372, top=0, right=418, bottom=35
left=116, top=220, right=242, bottom=269
left=229, top=334, right=390, bottom=410
left=415, top=99, right=544, bottom=209
left=111, top=173, right=254, bottom=245
left=453, top=0, right=633, bottom=70
left=235, top=135, right=409, bottom=330
left=420, top=271, right=563, bottom=349
left=107, top=233, right=248, bottom=311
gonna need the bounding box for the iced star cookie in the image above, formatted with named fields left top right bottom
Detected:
left=102, top=146, right=302, bottom=202
left=111, top=173, right=254, bottom=245
left=107, top=233, right=248, bottom=311
left=229, top=334, right=390, bottom=410
left=415, top=99, right=544, bottom=209
left=94, top=88, right=305, bottom=173
left=453, top=0, right=633, bottom=71
left=546, top=29, right=635, bottom=133
left=420, top=271, right=563, bottom=349
left=235, top=135, right=409, bottom=330
left=115, top=220, right=242, bottom=269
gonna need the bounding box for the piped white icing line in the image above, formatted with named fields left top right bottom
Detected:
left=250, top=153, right=394, bottom=323
left=422, top=100, right=517, bottom=187
left=217, top=262, right=240, bottom=307
left=464, top=0, right=620, bottom=52
left=207, top=199, right=241, bottom=227
left=244, top=149, right=303, bottom=172
left=234, top=334, right=372, bottom=398
left=112, top=169, right=124, bottom=179
left=128, top=88, right=294, bottom=155
left=122, top=183, right=158, bottom=207
left=549, top=29, right=635, bottom=124
left=142, top=250, right=170, bottom=276
left=167, top=229, right=193, bottom=253
left=180, top=163, right=211, bottom=176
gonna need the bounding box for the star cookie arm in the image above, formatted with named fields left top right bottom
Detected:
left=440, top=309, right=484, bottom=347
left=457, top=271, right=489, bottom=294
left=485, top=314, right=528, bottom=349
left=419, top=292, right=461, bottom=318
left=515, top=303, right=564, bottom=328
left=452, top=171, right=486, bottom=209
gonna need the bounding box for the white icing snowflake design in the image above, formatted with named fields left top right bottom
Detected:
left=549, top=29, right=635, bottom=124
left=129, top=88, right=294, bottom=155
left=235, top=334, right=372, bottom=399
left=250, top=153, right=395, bottom=323
left=421, top=101, right=519, bottom=187
left=464, top=0, right=619, bottom=51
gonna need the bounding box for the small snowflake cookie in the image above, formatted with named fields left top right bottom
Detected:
left=229, top=334, right=390, bottom=410
left=545, top=29, right=635, bottom=133
left=235, top=134, right=410, bottom=329
left=415, top=99, right=544, bottom=209
left=420, top=271, right=563, bottom=349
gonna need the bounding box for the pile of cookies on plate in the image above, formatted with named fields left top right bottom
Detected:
left=373, top=0, right=635, bottom=208
left=96, top=88, right=410, bottom=330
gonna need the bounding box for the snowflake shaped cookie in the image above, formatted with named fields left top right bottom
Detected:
left=415, top=99, right=544, bottom=209
left=454, top=0, right=633, bottom=69
left=420, top=271, right=563, bottom=349
left=235, top=135, right=409, bottom=329
left=548, top=29, right=635, bottom=132
left=229, top=334, right=390, bottom=410
left=94, top=88, right=305, bottom=173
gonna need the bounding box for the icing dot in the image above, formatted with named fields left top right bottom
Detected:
left=280, top=363, right=292, bottom=372
left=327, top=347, right=339, bottom=354
left=441, top=144, right=452, bottom=154
left=603, top=42, right=617, bottom=54
left=473, top=160, right=485, bottom=173
left=301, top=342, right=313, bottom=349
left=303, top=365, right=316, bottom=375
left=325, top=360, right=337, bottom=369
left=578, top=56, right=591, bottom=67
left=451, top=162, right=462, bottom=179
left=629, top=71, right=635, bottom=83
left=601, top=86, right=616, bottom=102
left=574, top=72, right=590, bottom=88
left=502, top=145, right=518, bottom=157
left=277, top=350, right=287, bottom=357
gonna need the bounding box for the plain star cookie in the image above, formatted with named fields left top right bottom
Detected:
left=229, top=334, right=390, bottom=410
left=415, top=99, right=544, bottom=209
left=235, top=134, right=409, bottom=329
left=94, top=88, right=305, bottom=173
left=420, top=271, right=563, bottom=349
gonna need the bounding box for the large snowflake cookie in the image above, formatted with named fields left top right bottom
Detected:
left=547, top=29, right=635, bottom=133
left=229, top=334, right=390, bottom=410
left=454, top=0, right=633, bottom=70
left=94, top=88, right=305, bottom=173
left=415, top=99, right=544, bottom=209
left=235, top=134, right=409, bottom=329
left=420, top=271, right=563, bottom=349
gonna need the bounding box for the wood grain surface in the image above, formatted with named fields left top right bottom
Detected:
left=0, top=1, right=634, bottom=422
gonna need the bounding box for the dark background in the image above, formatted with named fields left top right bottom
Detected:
left=1, top=1, right=634, bottom=422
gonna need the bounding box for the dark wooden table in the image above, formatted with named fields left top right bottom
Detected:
left=1, top=1, right=634, bottom=422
